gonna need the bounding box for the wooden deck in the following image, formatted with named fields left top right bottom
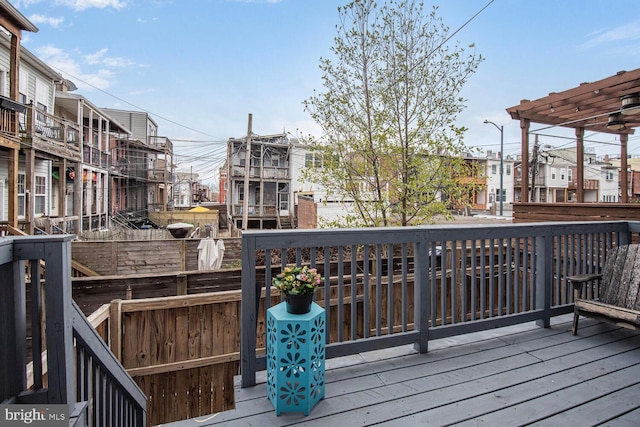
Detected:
left=167, top=315, right=640, bottom=426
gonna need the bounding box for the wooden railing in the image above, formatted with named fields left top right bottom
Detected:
left=240, top=220, right=640, bottom=387
left=0, top=235, right=146, bottom=426
left=20, top=104, right=81, bottom=151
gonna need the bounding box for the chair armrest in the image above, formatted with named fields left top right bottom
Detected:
left=567, top=273, right=602, bottom=300
left=567, top=273, right=602, bottom=288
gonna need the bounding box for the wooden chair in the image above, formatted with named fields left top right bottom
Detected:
left=567, top=244, right=640, bottom=335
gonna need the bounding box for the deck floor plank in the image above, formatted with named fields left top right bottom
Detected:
left=166, top=317, right=640, bottom=427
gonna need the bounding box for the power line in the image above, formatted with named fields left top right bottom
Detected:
left=45, top=64, right=227, bottom=141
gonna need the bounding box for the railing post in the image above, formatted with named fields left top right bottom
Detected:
left=240, top=233, right=258, bottom=387
left=42, top=236, right=76, bottom=404
left=0, top=238, right=26, bottom=403
left=535, top=232, right=553, bottom=328
left=413, top=235, right=430, bottom=353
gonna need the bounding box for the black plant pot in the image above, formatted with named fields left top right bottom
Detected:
left=285, top=293, right=314, bottom=314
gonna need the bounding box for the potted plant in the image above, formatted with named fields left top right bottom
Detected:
left=272, top=265, right=323, bottom=314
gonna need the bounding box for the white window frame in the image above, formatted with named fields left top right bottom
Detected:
left=0, top=68, right=6, bottom=97
left=17, top=173, right=25, bottom=217
left=35, top=175, right=46, bottom=215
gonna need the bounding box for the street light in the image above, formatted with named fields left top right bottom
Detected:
left=483, top=120, right=504, bottom=216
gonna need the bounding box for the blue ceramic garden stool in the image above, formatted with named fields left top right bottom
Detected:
left=266, top=302, right=325, bottom=416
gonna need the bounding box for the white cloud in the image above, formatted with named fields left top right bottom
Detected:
left=28, top=14, right=64, bottom=28
left=137, top=17, right=159, bottom=24
left=36, top=44, right=114, bottom=90
left=226, top=0, right=283, bottom=3
left=54, top=0, right=126, bottom=11
left=84, top=48, right=135, bottom=67
left=582, top=20, right=640, bottom=50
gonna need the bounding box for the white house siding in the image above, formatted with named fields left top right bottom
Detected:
left=485, top=157, right=515, bottom=210
left=102, top=109, right=156, bottom=143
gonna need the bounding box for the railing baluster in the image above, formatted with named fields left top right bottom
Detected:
left=376, top=244, right=382, bottom=335
left=363, top=245, right=370, bottom=339
left=387, top=243, right=393, bottom=334
left=401, top=243, right=408, bottom=331
left=338, top=246, right=344, bottom=342
left=506, top=238, right=513, bottom=314
left=350, top=245, right=357, bottom=341
left=29, top=259, right=43, bottom=390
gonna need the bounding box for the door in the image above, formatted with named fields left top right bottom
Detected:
left=278, top=183, right=289, bottom=216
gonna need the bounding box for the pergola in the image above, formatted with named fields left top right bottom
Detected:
left=506, top=68, right=640, bottom=203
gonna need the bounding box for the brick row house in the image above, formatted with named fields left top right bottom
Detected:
left=0, top=3, right=173, bottom=235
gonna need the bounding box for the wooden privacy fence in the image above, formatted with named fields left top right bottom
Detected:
left=513, top=202, right=640, bottom=223
left=72, top=238, right=242, bottom=276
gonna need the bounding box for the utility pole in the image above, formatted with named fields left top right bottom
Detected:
left=242, top=113, right=252, bottom=230
left=530, top=135, right=539, bottom=202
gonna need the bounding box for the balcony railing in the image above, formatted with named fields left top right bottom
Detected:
left=0, top=235, right=146, bottom=425
left=19, top=105, right=81, bottom=152
left=0, top=96, right=25, bottom=139
left=240, top=220, right=640, bottom=387
left=568, top=178, right=599, bottom=190
left=148, top=135, right=173, bottom=152
left=232, top=203, right=277, bottom=217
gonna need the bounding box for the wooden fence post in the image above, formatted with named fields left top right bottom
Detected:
left=110, top=299, right=122, bottom=361
left=176, top=274, right=187, bottom=296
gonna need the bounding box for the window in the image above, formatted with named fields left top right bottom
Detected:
left=35, top=176, right=46, bottom=215
left=35, top=78, right=49, bottom=124
left=0, top=69, right=6, bottom=97
left=305, top=152, right=323, bottom=168
left=491, top=165, right=497, bottom=174
left=497, top=189, right=506, bottom=202
left=506, top=165, right=511, bottom=175
left=17, top=174, right=25, bottom=216
left=605, top=171, right=614, bottom=180
left=18, top=70, right=28, bottom=104
left=551, top=168, right=556, bottom=180
left=560, top=168, right=566, bottom=180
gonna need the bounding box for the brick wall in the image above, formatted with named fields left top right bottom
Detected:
left=297, top=195, right=317, bottom=229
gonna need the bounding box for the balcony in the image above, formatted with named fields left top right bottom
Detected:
left=19, top=104, right=81, bottom=160
left=148, top=135, right=173, bottom=153
left=4, top=222, right=640, bottom=426
left=0, top=95, right=25, bottom=142
left=231, top=220, right=640, bottom=425
left=515, top=175, right=546, bottom=187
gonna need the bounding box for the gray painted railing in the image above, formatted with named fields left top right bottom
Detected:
left=241, top=220, right=640, bottom=387
left=0, top=235, right=146, bottom=426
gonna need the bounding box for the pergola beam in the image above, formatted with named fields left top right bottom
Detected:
left=507, top=68, right=640, bottom=203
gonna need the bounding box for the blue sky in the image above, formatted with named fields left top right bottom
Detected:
left=9, top=0, right=640, bottom=185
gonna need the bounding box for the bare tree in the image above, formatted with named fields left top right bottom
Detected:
left=303, top=0, right=483, bottom=227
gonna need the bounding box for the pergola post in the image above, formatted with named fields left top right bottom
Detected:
left=576, top=127, right=584, bottom=203
left=621, top=134, right=629, bottom=203
left=520, top=119, right=530, bottom=202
